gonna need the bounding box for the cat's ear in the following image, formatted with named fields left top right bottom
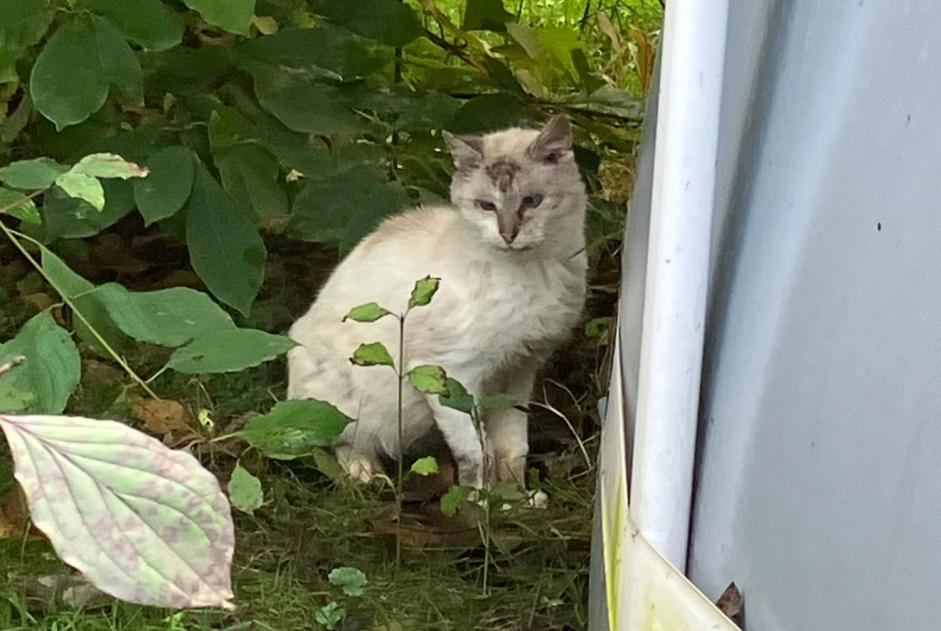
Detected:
left=443, top=131, right=484, bottom=171
left=527, top=115, right=573, bottom=164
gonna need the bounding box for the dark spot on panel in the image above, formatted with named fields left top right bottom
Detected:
left=877, top=222, right=882, bottom=232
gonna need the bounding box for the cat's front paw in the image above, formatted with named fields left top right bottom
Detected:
left=336, top=447, right=385, bottom=483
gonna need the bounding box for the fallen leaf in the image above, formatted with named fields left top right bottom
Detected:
left=132, top=398, right=192, bottom=435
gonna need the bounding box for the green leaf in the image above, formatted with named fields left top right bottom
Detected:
left=0, top=312, right=80, bottom=414
left=585, top=316, right=613, bottom=338
left=213, top=144, right=288, bottom=222
left=450, top=93, right=530, bottom=134
left=237, top=26, right=387, bottom=81
left=288, top=166, right=410, bottom=253
left=315, top=602, right=346, bottom=630
left=133, top=146, right=195, bottom=225
left=254, top=72, right=365, bottom=135
left=462, top=0, right=515, bottom=32
left=343, top=302, right=392, bottom=323
left=186, top=162, right=266, bottom=315
left=408, top=276, right=440, bottom=309
left=84, top=284, right=236, bottom=347
left=41, top=179, right=136, bottom=240
left=228, top=462, right=263, bottom=515
left=30, top=15, right=142, bottom=129
left=0, top=0, right=54, bottom=75
left=407, top=364, right=448, bottom=395
left=92, top=15, right=144, bottom=104
left=394, top=94, right=462, bottom=131
left=39, top=244, right=127, bottom=354
left=0, top=413, right=235, bottom=608
left=0, top=157, right=68, bottom=189
left=438, top=377, right=474, bottom=415
left=350, top=342, right=394, bottom=368
left=328, top=566, right=368, bottom=597
left=440, top=484, right=474, bottom=517
left=78, top=0, right=184, bottom=51
left=315, top=0, right=422, bottom=47
left=168, top=329, right=295, bottom=374
left=409, top=456, right=439, bottom=477
left=478, top=393, right=519, bottom=411
left=0, top=187, right=40, bottom=224
left=182, top=0, right=255, bottom=35
left=506, top=23, right=581, bottom=78
left=54, top=171, right=105, bottom=210
left=71, top=153, right=149, bottom=179
left=237, top=399, right=351, bottom=459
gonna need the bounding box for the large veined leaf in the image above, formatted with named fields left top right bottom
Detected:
left=186, top=162, right=266, bottom=315
left=314, top=0, right=423, bottom=47
left=78, top=0, right=184, bottom=51
left=0, top=414, right=235, bottom=609
left=182, top=0, right=255, bottom=35
left=84, top=284, right=236, bottom=347
left=133, top=146, right=195, bottom=225
left=168, top=329, right=295, bottom=374
left=30, top=15, right=143, bottom=129
left=237, top=399, right=351, bottom=459
left=289, top=167, right=410, bottom=253
left=254, top=72, right=366, bottom=135
left=0, top=312, right=80, bottom=414
left=237, top=26, right=388, bottom=81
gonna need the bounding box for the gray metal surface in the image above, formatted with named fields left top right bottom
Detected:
left=690, top=1, right=941, bottom=629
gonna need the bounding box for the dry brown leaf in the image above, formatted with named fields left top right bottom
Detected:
left=132, top=398, right=192, bottom=435
left=0, top=485, right=34, bottom=539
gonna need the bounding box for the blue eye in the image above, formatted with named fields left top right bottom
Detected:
left=477, top=199, right=497, bottom=211
left=521, top=193, right=543, bottom=209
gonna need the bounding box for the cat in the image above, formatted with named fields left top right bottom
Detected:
left=286, top=115, right=587, bottom=497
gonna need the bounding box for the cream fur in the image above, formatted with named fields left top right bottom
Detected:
left=287, top=118, right=587, bottom=490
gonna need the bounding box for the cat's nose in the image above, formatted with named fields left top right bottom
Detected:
left=500, top=229, right=518, bottom=244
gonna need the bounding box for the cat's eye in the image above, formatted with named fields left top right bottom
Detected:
left=521, top=194, right=544, bottom=209
left=476, top=199, right=497, bottom=211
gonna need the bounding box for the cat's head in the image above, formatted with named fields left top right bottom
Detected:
left=443, top=115, right=586, bottom=251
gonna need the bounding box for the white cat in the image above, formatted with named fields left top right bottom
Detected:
left=287, top=115, right=587, bottom=494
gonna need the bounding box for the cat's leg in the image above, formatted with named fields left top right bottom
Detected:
left=427, top=395, right=486, bottom=488
left=486, top=365, right=548, bottom=508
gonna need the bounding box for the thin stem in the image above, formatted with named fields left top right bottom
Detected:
left=0, top=189, right=44, bottom=215
left=395, top=312, right=406, bottom=569
left=0, top=224, right=159, bottom=399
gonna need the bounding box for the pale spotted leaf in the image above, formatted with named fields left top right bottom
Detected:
left=0, top=414, right=235, bottom=610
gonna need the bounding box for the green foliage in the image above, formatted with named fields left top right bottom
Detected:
left=167, top=329, right=295, bottom=373
left=407, top=364, right=449, bottom=394
left=237, top=399, right=351, bottom=459
left=328, top=566, right=368, bottom=596
left=441, top=484, right=475, bottom=516
left=409, top=455, right=440, bottom=476
left=343, top=302, right=392, bottom=323
left=408, top=276, right=441, bottom=309
left=439, top=376, right=474, bottom=414
left=350, top=341, right=395, bottom=368
left=0, top=312, right=80, bottom=413
left=228, top=461, right=264, bottom=515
